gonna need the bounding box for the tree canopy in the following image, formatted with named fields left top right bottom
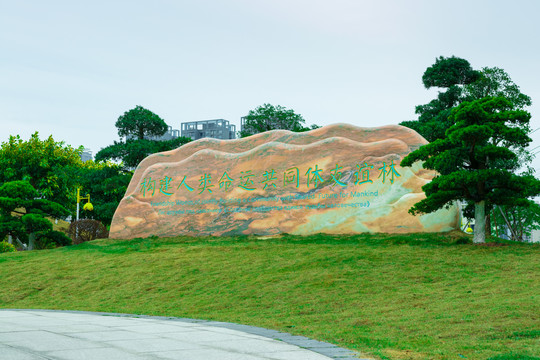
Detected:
left=116, top=105, right=168, bottom=140
left=95, top=137, right=191, bottom=169
left=400, top=56, right=481, bottom=142
left=492, top=201, right=540, bottom=241
left=0, top=181, right=71, bottom=249
left=401, top=96, right=540, bottom=243
left=240, top=103, right=319, bottom=137
left=421, top=56, right=480, bottom=88
left=75, top=161, right=133, bottom=226
left=0, top=132, right=84, bottom=208
left=463, top=67, right=532, bottom=109
left=400, top=57, right=532, bottom=144
left=96, top=106, right=191, bottom=170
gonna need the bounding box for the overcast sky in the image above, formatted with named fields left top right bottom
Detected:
left=2, top=0, right=540, bottom=170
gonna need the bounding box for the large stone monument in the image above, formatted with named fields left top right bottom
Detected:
left=110, top=124, right=458, bottom=238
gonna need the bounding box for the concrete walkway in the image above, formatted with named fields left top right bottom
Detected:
left=0, top=310, right=362, bottom=360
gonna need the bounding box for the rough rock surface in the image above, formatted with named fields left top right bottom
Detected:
left=110, top=124, right=458, bottom=238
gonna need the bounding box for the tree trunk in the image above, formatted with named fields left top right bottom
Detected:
left=498, top=206, right=520, bottom=241
left=28, top=233, right=35, bottom=250
left=474, top=201, right=486, bottom=244
left=15, top=237, right=25, bottom=249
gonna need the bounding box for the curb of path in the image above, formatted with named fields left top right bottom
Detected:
left=2, top=309, right=371, bottom=360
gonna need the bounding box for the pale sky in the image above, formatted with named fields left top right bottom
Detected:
left=2, top=0, right=540, bottom=171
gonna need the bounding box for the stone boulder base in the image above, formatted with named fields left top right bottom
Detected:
left=110, top=124, right=458, bottom=238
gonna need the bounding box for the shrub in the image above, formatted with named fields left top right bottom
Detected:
left=35, top=231, right=72, bottom=249
left=0, top=241, right=17, bottom=253
left=455, top=236, right=472, bottom=245
left=68, top=219, right=109, bottom=244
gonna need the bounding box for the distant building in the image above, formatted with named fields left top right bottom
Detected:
left=240, top=116, right=250, bottom=136
left=149, top=126, right=181, bottom=141
left=80, top=149, right=93, bottom=162
left=181, top=119, right=236, bottom=140
left=530, top=228, right=540, bottom=243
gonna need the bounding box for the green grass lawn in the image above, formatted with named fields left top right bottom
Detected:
left=0, top=232, right=538, bottom=360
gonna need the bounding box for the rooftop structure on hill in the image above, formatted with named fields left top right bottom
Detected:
left=80, top=149, right=93, bottom=162
left=181, top=119, right=236, bottom=140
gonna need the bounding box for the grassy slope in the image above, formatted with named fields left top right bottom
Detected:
left=0, top=232, right=538, bottom=360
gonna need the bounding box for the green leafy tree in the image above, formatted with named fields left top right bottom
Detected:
left=240, top=103, right=319, bottom=137
left=96, top=107, right=191, bottom=170
left=400, top=56, right=480, bottom=142
left=75, top=161, right=132, bottom=226
left=491, top=202, right=540, bottom=242
left=0, top=133, right=84, bottom=209
left=96, top=137, right=191, bottom=170
left=464, top=67, right=532, bottom=109
left=402, top=58, right=535, bottom=238
left=0, top=181, right=71, bottom=250
left=463, top=66, right=533, bottom=235
left=401, top=58, right=531, bottom=144
left=116, top=105, right=168, bottom=140
left=401, top=97, right=540, bottom=243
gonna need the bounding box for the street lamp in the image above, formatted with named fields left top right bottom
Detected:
left=76, top=187, right=93, bottom=221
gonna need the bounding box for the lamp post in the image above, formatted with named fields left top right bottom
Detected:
left=76, top=187, right=93, bottom=241
left=76, top=187, right=93, bottom=221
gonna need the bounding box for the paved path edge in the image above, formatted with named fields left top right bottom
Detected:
left=1, top=309, right=369, bottom=360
